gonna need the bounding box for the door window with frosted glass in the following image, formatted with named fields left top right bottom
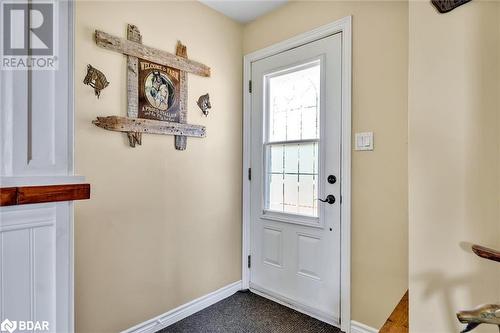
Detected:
left=264, top=61, right=320, bottom=218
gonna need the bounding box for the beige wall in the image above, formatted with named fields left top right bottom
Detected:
left=243, top=1, right=409, bottom=329
left=74, top=2, right=243, bottom=332
left=408, top=1, right=500, bottom=332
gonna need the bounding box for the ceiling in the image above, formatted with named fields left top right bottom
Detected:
left=199, top=0, right=288, bottom=24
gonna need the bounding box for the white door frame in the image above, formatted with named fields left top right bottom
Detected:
left=241, top=16, right=352, bottom=333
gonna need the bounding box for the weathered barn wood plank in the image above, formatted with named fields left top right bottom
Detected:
left=93, top=116, right=206, bottom=138
left=95, top=30, right=211, bottom=77
left=175, top=41, right=188, bottom=151
left=126, top=24, right=142, bottom=147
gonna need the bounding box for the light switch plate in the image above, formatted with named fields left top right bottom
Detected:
left=355, top=132, right=374, bottom=151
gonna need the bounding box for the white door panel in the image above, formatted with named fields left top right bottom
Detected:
left=250, top=33, right=342, bottom=325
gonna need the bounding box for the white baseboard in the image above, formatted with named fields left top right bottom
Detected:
left=121, top=280, right=242, bottom=333
left=351, top=320, right=379, bottom=333
left=120, top=280, right=375, bottom=333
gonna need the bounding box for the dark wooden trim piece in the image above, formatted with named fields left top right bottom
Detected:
left=472, top=244, right=500, bottom=263
left=380, top=291, right=408, bottom=333
left=0, top=187, right=18, bottom=206
left=0, top=184, right=90, bottom=206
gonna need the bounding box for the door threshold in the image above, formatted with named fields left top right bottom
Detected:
left=249, top=283, right=340, bottom=327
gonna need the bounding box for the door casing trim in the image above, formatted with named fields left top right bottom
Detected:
left=242, top=16, right=352, bottom=333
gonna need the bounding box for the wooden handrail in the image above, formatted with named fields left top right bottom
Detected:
left=0, top=184, right=90, bottom=206
left=456, top=244, right=500, bottom=332
left=472, top=244, right=500, bottom=263
left=383, top=245, right=500, bottom=333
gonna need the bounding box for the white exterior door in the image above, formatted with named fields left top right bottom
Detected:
left=0, top=1, right=76, bottom=332
left=250, top=33, right=342, bottom=326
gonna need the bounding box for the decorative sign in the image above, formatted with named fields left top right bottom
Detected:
left=138, top=59, right=181, bottom=122
left=91, top=24, right=210, bottom=150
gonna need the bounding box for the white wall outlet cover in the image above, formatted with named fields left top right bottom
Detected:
left=355, top=132, right=374, bottom=151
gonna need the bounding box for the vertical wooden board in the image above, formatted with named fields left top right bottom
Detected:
left=126, top=24, right=142, bottom=147
left=175, top=41, right=188, bottom=151
left=126, top=57, right=138, bottom=118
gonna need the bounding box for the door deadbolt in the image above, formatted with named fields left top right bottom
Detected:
left=328, top=175, right=337, bottom=184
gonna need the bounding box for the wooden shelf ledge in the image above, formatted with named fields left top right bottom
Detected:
left=0, top=184, right=90, bottom=206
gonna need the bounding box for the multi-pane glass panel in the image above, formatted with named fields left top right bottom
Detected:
left=265, top=61, right=320, bottom=218
left=267, top=143, right=319, bottom=216
left=268, top=63, right=320, bottom=142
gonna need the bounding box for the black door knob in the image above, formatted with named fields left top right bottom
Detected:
left=319, top=195, right=336, bottom=204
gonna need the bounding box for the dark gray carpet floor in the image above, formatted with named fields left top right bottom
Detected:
left=159, top=291, right=342, bottom=333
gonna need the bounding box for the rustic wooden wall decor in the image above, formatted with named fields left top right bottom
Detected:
left=92, top=24, right=210, bottom=150
left=431, top=0, right=472, bottom=13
